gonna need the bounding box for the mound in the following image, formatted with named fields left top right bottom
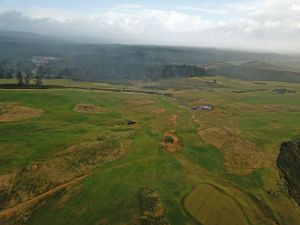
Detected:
left=74, top=104, right=106, bottom=114
left=184, top=184, right=248, bottom=225
left=139, top=188, right=169, bottom=225
left=0, top=103, right=43, bottom=122
left=199, top=127, right=264, bottom=175
left=162, top=131, right=180, bottom=153
left=277, top=139, right=300, bottom=205
left=127, top=99, right=154, bottom=106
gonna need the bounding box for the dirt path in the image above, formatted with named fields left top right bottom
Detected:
left=0, top=175, right=87, bottom=221
left=0, top=155, right=157, bottom=221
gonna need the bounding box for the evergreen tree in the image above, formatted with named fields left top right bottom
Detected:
left=25, top=73, right=32, bottom=86
left=35, top=74, right=43, bottom=86
left=16, top=71, right=24, bottom=86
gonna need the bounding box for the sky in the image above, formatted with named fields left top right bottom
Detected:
left=0, top=0, right=300, bottom=52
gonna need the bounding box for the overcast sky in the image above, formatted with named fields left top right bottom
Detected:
left=0, top=0, right=300, bottom=52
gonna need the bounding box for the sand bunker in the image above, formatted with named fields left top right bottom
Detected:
left=162, top=131, right=180, bottom=153
left=127, top=99, right=154, bottom=106
left=0, top=103, right=44, bottom=122
left=74, top=104, right=106, bottom=114
left=199, top=127, right=264, bottom=175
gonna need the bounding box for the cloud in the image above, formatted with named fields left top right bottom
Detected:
left=0, top=0, right=300, bottom=52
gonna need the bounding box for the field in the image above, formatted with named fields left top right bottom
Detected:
left=1, top=77, right=300, bottom=225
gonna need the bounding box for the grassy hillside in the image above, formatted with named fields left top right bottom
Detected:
left=214, top=61, right=300, bottom=83
left=0, top=77, right=300, bottom=225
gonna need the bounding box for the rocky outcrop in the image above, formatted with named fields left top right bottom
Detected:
left=277, top=139, right=300, bottom=205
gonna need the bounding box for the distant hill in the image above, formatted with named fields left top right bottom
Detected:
left=1, top=30, right=300, bottom=82
left=213, top=61, right=300, bottom=83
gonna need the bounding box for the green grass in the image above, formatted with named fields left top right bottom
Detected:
left=183, top=145, right=224, bottom=173
left=1, top=78, right=300, bottom=225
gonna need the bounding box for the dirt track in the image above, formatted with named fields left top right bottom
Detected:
left=0, top=175, right=87, bottom=221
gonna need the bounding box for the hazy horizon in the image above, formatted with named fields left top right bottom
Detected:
left=0, top=0, right=300, bottom=53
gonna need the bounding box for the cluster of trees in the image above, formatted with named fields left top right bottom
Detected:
left=0, top=58, right=43, bottom=86
left=61, top=64, right=208, bottom=81
left=272, top=88, right=297, bottom=94
left=161, top=65, right=206, bottom=78
left=1, top=56, right=210, bottom=83
left=16, top=71, right=43, bottom=86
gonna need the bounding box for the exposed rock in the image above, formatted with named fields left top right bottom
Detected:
left=277, top=139, right=300, bottom=205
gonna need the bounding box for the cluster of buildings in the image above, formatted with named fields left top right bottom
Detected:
left=31, top=56, right=59, bottom=66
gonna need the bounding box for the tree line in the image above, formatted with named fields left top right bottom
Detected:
left=0, top=58, right=43, bottom=86
left=1, top=57, right=210, bottom=83
left=36, top=63, right=209, bottom=81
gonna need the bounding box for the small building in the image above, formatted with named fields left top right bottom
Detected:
left=192, top=105, right=213, bottom=111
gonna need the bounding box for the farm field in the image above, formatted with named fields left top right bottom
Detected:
left=0, top=77, right=300, bottom=225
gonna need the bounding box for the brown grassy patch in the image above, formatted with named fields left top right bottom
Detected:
left=0, top=173, right=15, bottom=190
left=199, top=127, right=264, bottom=175
left=184, top=184, right=248, bottom=225
left=222, top=137, right=265, bottom=175
left=127, top=99, right=155, bottom=106
left=0, top=103, right=43, bottom=122
left=162, top=131, right=180, bottom=153
left=74, top=104, right=106, bottom=114
left=169, top=114, right=178, bottom=126
left=199, top=127, right=232, bottom=149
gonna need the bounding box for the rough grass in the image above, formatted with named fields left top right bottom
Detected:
left=74, top=104, right=106, bottom=114
left=184, top=184, right=249, bottom=225
left=1, top=77, right=300, bottom=225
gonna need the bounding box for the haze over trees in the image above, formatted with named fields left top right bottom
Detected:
left=1, top=31, right=300, bottom=83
